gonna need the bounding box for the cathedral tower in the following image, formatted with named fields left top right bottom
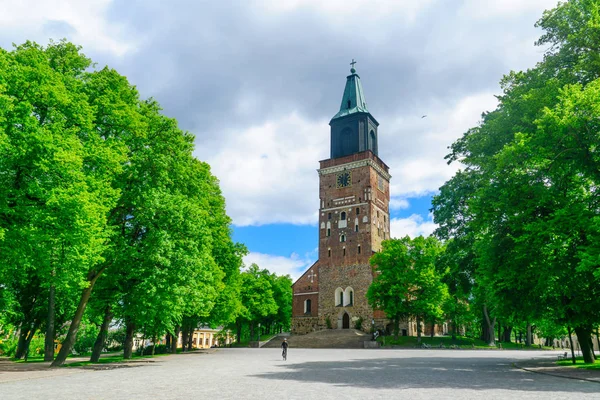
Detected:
left=292, top=63, right=391, bottom=334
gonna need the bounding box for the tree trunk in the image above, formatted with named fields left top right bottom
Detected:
left=15, top=326, right=30, bottom=360
left=596, top=328, right=600, bottom=357
left=22, top=325, right=37, bottom=362
left=393, top=316, right=399, bottom=340
left=90, top=306, right=112, bottom=363
left=574, top=326, right=595, bottom=364
left=52, top=274, right=100, bottom=367
left=430, top=320, right=435, bottom=338
left=502, top=326, right=512, bottom=343
left=166, top=333, right=171, bottom=350
left=567, top=326, right=576, bottom=364
left=123, top=320, right=135, bottom=359
left=497, top=323, right=501, bottom=344
left=171, top=327, right=179, bottom=354
left=181, top=327, right=189, bottom=352
left=236, top=322, right=242, bottom=344
left=416, top=314, right=422, bottom=344
left=451, top=317, right=457, bottom=340
left=525, top=322, right=532, bottom=347
left=482, top=304, right=496, bottom=346
left=44, top=283, right=56, bottom=362
left=187, top=327, right=194, bottom=350
left=249, top=323, right=254, bottom=344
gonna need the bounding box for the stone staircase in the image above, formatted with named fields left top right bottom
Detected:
left=262, top=329, right=370, bottom=349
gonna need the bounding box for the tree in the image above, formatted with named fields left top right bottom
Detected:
left=234, top=264, right=278, bottom=343
left=433, top=0, right=600, bottom=363
left=0, top=41, right=126, bottom=364
left=367, top=236, right=448, bottom=343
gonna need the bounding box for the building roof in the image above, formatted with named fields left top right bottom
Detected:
left=331, top=66, right=370, bottom=121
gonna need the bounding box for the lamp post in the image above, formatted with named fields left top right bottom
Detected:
left=372, top=319, right=375, bottom=340
left=258, top=323, right=261, bottom=342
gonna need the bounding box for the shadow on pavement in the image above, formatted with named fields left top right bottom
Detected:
left=251, top=356, right=600, bottom=394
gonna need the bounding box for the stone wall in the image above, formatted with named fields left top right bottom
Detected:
left=318, top=262, right=376, bottom=331
left=291, top=316, right=320, bottom=335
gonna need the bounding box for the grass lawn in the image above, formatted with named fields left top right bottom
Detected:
left=377, top=335, right=553, bottom=350
left=10, top=351, right=169, bottom=367
left=65, top=353, right=170, bottom=368
left=557, top=357, right=600, bottom=370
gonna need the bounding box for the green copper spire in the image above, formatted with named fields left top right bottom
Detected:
left=329, top=61, right=379, bottom=159
left=331, top=59, right=370, bottom=121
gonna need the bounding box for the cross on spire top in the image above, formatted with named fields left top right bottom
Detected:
left=350, top=59, right=357, bottom=73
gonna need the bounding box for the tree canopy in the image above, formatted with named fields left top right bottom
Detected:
left=0, top=40, right=290, bottom=366
left=432, top=0, right=600, bottom=363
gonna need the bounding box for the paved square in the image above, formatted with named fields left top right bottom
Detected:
left=1, top=349, right=599, bottom=399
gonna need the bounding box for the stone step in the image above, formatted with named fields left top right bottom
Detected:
left=262, top=329, right=370, bottom=349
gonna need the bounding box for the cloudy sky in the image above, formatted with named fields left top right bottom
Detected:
left=1, top=0, right=559, bottom=279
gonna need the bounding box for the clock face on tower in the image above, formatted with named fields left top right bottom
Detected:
left=336, top=171, right=352, bottom=188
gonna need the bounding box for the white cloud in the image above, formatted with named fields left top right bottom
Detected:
left=243, top=251, right=315, bottom=281
left=196, top=112, right=328, bottom=226
left=390, top=214, right=437, bottom=239
left=389, top=198, right=410, bottom=210
left=259, top=0, right=437, bottom=22
left=460, top=0, right=559, bottom=19
left=0, top=0, right=134, bottom=56
left=384, top=92, right=499, bottom=198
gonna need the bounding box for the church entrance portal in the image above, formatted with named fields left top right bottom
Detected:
left=342, top=312, right=350, bottom=329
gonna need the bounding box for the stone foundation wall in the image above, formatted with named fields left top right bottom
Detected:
left=291, top=316, right=320, bottom=335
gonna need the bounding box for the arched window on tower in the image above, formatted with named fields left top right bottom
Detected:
left=326, top=221, right=331, bottom=237
left=354, top=217, right=359, bottom=232
left=347, top=99, right=351, bottom=109
left=340, top=234, right=346, bottom=243
left=341, top=212, right=346, bottom=221
left=370, top=130, right=378, bottom=155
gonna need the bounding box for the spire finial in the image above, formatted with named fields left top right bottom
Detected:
left=350, top=59, right=357, bottom=73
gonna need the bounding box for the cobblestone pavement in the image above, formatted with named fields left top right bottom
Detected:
left=1, top=349, right=599, bottom=399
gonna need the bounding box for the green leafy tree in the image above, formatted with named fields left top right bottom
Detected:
left=367, top=236, right=448, bottom=342
left=0, top=41, right=126, bottom=363
left=433, top=0, right=600, bottom=363
left=234, top=264, right=278, bottom=343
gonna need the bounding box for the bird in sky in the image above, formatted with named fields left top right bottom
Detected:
left=421, top=115, right=427, bottom=118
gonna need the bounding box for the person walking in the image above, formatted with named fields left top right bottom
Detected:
left=281, top=338, right=289, bottom=361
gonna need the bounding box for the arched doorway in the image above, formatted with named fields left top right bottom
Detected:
left=342, top=312, right=350, bottom=329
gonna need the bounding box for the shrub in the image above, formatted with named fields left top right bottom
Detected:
left=29, top=335, right=45, bottom=356
left=106, top=327, right=126, bottom=351
left=354, top=317, right=363, bottom=330
left=325, top=317, right=332, bottom=329
left=73, top=324, right=100, bottom=355
left=0, top=336, right=18, bottom=357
